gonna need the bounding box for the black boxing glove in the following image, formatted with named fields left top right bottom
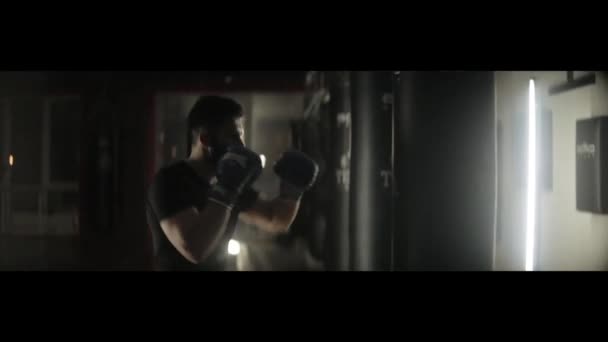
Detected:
left=273, top=150, right=319, bottom=200
left=209, top=145, right=262, bottom=209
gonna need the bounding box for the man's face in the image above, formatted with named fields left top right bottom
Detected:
left=203, top=117, right=246, bottom=164
left=216, top=117, right=245, bottom=147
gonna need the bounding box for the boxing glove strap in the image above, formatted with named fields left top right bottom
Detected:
left=208, top=184, right=239, bottom=209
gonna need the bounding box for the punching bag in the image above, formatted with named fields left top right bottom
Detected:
left=327, top=71, right=351, bottom=271
left=350, top=71, right=394, bottom=271
left=394, top=71, right=496, bottom=271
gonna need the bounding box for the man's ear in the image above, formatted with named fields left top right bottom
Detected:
left=198, top=130, right=211, bottom=147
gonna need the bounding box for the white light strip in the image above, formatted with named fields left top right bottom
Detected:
left=260, top=154, right=266, bottom=168
left=525, top=79, right=537, bottom=271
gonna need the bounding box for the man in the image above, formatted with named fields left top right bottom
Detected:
left=145, top=95, right=318, bottom=271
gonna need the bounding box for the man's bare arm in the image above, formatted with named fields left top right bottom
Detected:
left=239, top=197, right=300, bottom=234
left=155, top=146, right=263, bottom=264
left=238, top=149, right=318, bottom=234
left=159, top=203, right=233, bottom=264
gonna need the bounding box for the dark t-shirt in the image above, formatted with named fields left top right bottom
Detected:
left=145, top=161, right=258, bottom=271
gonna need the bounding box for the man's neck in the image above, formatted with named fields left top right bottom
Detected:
left=185, top=157, right=215, bottom=182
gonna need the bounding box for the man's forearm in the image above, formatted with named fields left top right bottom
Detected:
left=186, top=203, right=233, bottom=262
left=271, top=197, right=300, bottom=231
left=239, top=196, right=300, bottom=234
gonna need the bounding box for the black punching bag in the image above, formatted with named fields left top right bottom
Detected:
left=350, top=71, right=394, bottom=271
left=327, top=71, right=351, bottom=271
left=394, top=71, right=496, bottom=271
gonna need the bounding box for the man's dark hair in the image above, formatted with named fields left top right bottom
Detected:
left=187, top=96, right=243, bottom=155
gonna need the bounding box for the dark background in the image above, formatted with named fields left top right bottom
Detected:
left=0, top=71, right=309, bottom=270
left=0, top=71, right=501, bottom=271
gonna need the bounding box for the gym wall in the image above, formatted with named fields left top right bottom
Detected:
left=494, top=71, right=608, bottom=271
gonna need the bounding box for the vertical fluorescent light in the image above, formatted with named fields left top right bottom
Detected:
left=260, top=154, right=266, bottom=168
left=8, top=154, right=13, bottom=166
left=525, top=79, right=537, bottom=271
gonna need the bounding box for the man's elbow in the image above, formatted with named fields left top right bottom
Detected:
left=177, top=239, right=212, bottom=265
left=174, top=242, right=201, bottom=264
left=161, top=215, right=217, bottom=265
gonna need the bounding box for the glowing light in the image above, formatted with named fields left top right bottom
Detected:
left=260, top=154, right=266, bottom=168
left=228, top=239, right=241, bottom=255
left=525, top=79, right=537, bottom=271
left=8, top=154, right=13, bottom=166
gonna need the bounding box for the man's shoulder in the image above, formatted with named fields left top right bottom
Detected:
left=146, top=160, right=199, bottom=216
left=152, top=160, right=190, bottom=181
left=147, top=161, right=191, bottom=192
